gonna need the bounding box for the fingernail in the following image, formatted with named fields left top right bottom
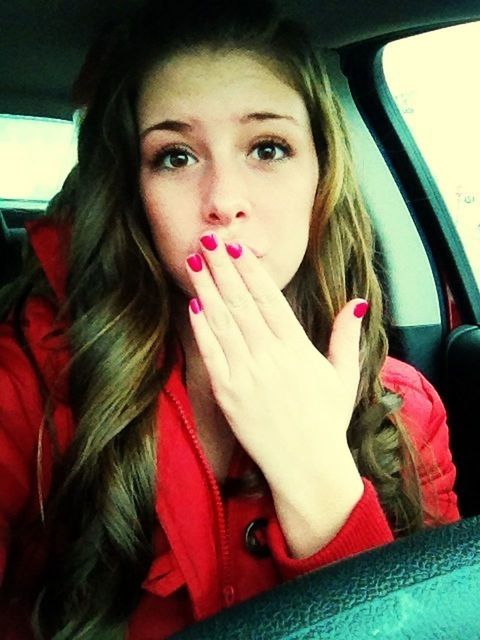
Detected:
left=189, top=298, right=203, bottom=314
left=354, top=301, right=369, bottom=319
left=187, top=253, right=203, bottom=272
left=226, top=242, right=243, bottom=259
left=200, top=233, right=218, bottom=251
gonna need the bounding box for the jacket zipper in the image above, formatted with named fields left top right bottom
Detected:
left=165, top=388, right=235, bottom=608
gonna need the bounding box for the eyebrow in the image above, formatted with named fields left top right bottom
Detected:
left=140, top=112, right=299, bottom=139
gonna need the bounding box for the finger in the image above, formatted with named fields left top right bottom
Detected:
left=328, top=298, right=369, bottom=393
left=187, top=296, right=231, bottom=386
left=197, top=234, right=273, bottom=352
left=221, top=240, right=308, bottom=344
left=185, top=250, right=251, bottom=371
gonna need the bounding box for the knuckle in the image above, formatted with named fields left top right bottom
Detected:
left=254, top=289, right=277, bottom=308
left=209, top=309, right=233, bottom=334
left=225, top=291, right=250, bottom=311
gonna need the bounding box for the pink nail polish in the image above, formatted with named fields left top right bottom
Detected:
left=226, top=243, right=243, bottom=259
left=189, top=298, right=203, bottom=314
left=354, top=301, right=369, bottom=318
left=200, top=233, right=218, bottom=251
left=187, top=253, right=203, bottom=272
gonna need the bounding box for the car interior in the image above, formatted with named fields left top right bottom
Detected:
left=1, top=0, right=479, bottom=637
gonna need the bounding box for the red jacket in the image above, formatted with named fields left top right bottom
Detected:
left=0, top=221, right=460, bottom=639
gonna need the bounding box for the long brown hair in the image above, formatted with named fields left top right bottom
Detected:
left=0, top=0, right=440, bottom=637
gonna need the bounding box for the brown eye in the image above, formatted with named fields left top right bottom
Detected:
left=259, top=145, right=276, bottom=160
left=151, top=146, right=197, bottom=171
left=168, top=152, right=189, bottom=168
left=251, top=139, right=292, bottom=162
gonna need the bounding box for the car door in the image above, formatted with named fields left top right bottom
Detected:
left=337, top=20, right=480, bottom=518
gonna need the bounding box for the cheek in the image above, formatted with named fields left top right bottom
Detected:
left=267, top=169, right=317, bottom=285
left=275, top=169, right=317, bottom=234
left=141, top=182, right=181, bottom=262
left=141, top=177, right=184, bottom=244
left=140, top=177, right=198, bottom=294
left=141, top=174, right=169, bottom=228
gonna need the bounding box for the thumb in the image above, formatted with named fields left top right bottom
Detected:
left=327, top=298, right=369, bottom=391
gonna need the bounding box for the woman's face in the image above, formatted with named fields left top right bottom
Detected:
left=137, top=49, right=319, bottom=298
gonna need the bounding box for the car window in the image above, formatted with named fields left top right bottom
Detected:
left=382, top=22, right=480, bottom=291
left=0, top=114, right=77, bottom=210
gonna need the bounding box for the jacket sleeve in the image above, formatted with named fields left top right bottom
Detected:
left=265, top=363, right=460, bottom=581
left=412, top=372, right=460, bottom=527
left=0, top=322, right=45, bottom=584
left=265, top=478, right=394, bottom=581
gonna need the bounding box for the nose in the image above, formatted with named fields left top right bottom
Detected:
left=200, top=158, right=250, bottom=226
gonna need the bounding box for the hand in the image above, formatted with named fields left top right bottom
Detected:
left=185, top=233, right=368, bottom=498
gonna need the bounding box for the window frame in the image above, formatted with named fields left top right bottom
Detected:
left=0, top=113, right=76, bottom=209
left=339, top=23, right=480, bottom=327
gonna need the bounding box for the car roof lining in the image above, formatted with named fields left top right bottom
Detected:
left=0, top=0, right=456, bottom=330
left=1, top=0, right=479, bottom=119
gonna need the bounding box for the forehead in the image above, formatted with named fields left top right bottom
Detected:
left=137, top=50, right=310, bottom=128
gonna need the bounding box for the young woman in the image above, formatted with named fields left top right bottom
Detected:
left=0, top=0, right=459, bottom=637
